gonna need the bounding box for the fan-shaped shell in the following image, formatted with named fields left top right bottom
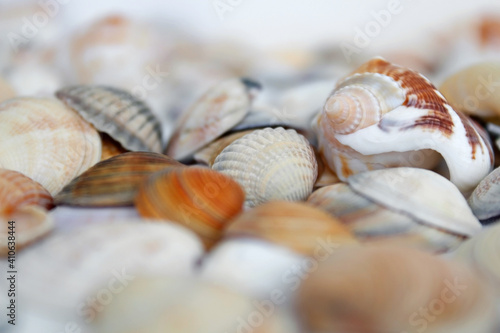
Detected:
left=135, top=167, right=245, bottom=248
left=55, top=152, right=183, bottom=207
left=166, top=78, right=261, bottom=161
left=0, top=168, right=53, bottom=215
left=0, top=97, right=101, bottom=195
left=468, top=166, right=500, bottom=221
left=315, top=57, right=493, bottom=194
left=212, top=127, right=317, bottom=207
left=56, top=85, right=162, bottom=153
left=225, top=201, right=354, bottom=256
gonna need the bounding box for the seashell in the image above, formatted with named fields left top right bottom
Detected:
left=0, top=168, right=53, bottom=215
left=212, top=127, right=317, bottom=207
left=308, top=168, right=482, bottom=252
left=439, top=62, right=500, bottom=118
left=0, top=205, right=54, bottom=256
left=194, top=130, right=254, bottom=166
left=315, top=57, right=493, bottom=194
left=297, top=245, right=498, bottom=333
left=55, top=152, right=183, bottom=207
left=100, top=133, right=128, bottom=161
left=314, top=149, right=340, bottom=187
left=225, top=201, right=355, bottom=256
left=0, top=97, right=101, bottom=195
left=0, top=76, right=15, bottom=102
left=468, top=166, right=500, bottom=222
left=166, top=78, right=261, bottom=161
left=56, top=85, right=162, bottom=153
left=135, top=167, right=245, bottom=248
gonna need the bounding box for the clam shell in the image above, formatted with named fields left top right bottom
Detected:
left=100, top=132, right=128, bottom=161
left=212, top=127, right=317, bottom=207
left=297, top=245, right=497, bottom=333
left=56, top=85, right=162, bottom=153
left=468, top=166, right=500, bottom=221
left=225, top=201, right=354, bottom=256
left=135, top=167, right=245, bottom=248
left=0, top=168, right=53, bottom=215
left=55, top=152, right=183, bottom=207
left=166, top=78, right=261, bottom=161
left=0, top=97, right=101, bottom=195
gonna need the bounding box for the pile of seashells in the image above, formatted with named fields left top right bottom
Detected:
left=2, top=11, right=500, bottom=333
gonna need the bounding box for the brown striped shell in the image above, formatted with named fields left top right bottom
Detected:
left=315, top=57, right=493, bottom=194
left=55, top=152, right=183, bottom=207
left=56, top=85, right=163, bottom=153
left=135, top=167, right=245, bottom=248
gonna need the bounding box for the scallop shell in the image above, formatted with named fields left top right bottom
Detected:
left=0, top=97, right=101, bottom=195
left=135, top=167, right=245, bottom=248
left=166, top=78, right=261, bottom=161
left=212, top=127, right=317, bottom=207
left=225, top=201, right=354, bottom=256
left=55, top=152, right=183, bottom=207
left=0, top=168, right=53, bottom=215
left=439, top=62, right=500, bottom=118
left=100, top=132, right=128, bottom=161
left=315, top=57, right=493, bottom=194
left=468, top=166, right=500, bottom=221
left=56, top=85, right=162, bottom=153
left=297, top=245, right=497, bottom=333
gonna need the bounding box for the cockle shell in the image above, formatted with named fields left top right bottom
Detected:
left=297, top=245, right=497, bottom=333
left=0, top=168, right=53, bottom=215
left=315, top=57, right=493, bottom=194
left=55, top=152, right=183, bottom=207
left=56, top=85, right=163, bottom=153
left=439, top=62, right=500, bottom=118
left=166, top=78, right=261, bottom=161
left=468, top=166, right=500, bottom=221
left=100, top=133, right=128, bottom=161
left=308, top=168, right=482, bottom=252
left=212, top=127, right=317, bottom=207
left=225, top=201, right=354, bottom=256
left=0, top=97, right=101, bottom=195
left=193, top=130, right=254, bottom=166
left=135, top=167, right=245, bottom=247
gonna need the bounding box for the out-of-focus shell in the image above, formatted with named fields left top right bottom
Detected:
left=468, top=166, right=500, bottom=221
left=56, top=85, right=162, bottom=153
left=212, top=127, right=317, bottom=207
left=55, top=152, right=183, bottom=207
left=100, top=133, right=128, bottom=161
left=0, top=169, right=53, bottom=215
left=315, top=57, right=493, bottom=194
left=0, top=97, right=101, bottom=195
left=439, top=62, right=500, bottom=118
left=297, top=245, right=497, bottom=333
left=194, top=130, right=253, bottom=166
left=166, top=78, right=261, bottom=161
left=225, top=201, right=354, bottom=256
left=0, top=76, right=15, bottom=102
left=135, top=167, right=245, bottom=248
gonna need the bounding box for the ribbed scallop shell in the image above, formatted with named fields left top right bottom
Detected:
left=468, top=166, right=500, bottom=221
left=0, top=97, right=101, bottom=195
left=315, top=57, right=493, bottom=194
left=55, top=152, right=183, bottom=207
left=135, top=167, right=245, bottom=248
left=166, top=78, right=261, bottom=161
left=212, top=127, right=317, bottom=207
left=56, top=85, right=162, bottom=153
left=0, top=168, right=53, bottom=215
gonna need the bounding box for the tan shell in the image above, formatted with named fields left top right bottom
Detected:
left=166, top=78, right=261, bottom=161
left=100, top=133, right=128, bottom=161
left=0, top=168, right=53, bottom=215
left=0, top=97, right=101, bottom=195
left=212, top=127, right=317, bottom=207
left=135, top=167, right=245, bottom=248
left=225, top=201, right=355, bottom=256
left=55, top=152, right=183, bottom=207
left=56, top=85, right=162, bottom=153
left=297, top=245, right=497, bottom=333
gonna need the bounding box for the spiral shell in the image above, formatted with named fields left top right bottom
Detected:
left=56, top=85, right=162, bottom=153
left=315, top=57, right=493, bottom=194
left=212, top=127, right=317, bottom=207
left=468, top=166, right=500, bottom=221
left=0, top=97, right=101, bottom=195
left=135, top=167, right=245, bottom=248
